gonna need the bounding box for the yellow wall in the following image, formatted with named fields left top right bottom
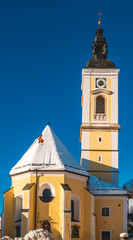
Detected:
left=4, top=187, right=14, bottom=238
left=37, top=175, right=65, bottom=239
left=65, top=176, right=88, bottom=240
left=22, top=212, right=28, bottom=237
left=95, top=198, right=124, bottom=240
left=84, top=190, right=93, bottom=239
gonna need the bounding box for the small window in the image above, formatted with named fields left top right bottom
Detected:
left=43, top=189, right=52, bottom=202
left=98, top=156, right=102, bottom=162
left=98, top=137, right=102, bottom=142
left=101, top=207, right=110, bottom=217
left=101, top=231, right=111, bottom=240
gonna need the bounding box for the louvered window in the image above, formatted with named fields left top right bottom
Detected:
left=96, top=96, right=105, bottom=113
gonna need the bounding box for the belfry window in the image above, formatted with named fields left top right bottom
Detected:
left=96, top=96, right=105, bottom=114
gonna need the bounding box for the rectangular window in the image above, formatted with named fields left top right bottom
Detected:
left=101, top=207, right=110, bottom=217
left=101, top=231, right=111, bottom=240
left=98, top=156, right=102, bottom=162
left=98, top=137, right=102, bottom=142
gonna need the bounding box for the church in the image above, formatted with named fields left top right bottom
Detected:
left=1, top=21, right=129, bottom=240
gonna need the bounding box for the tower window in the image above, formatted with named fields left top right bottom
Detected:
left=98, top=137, right=102, bottom=142
left=98, top=156, right=102, bottom=162
left=96, top=96, right=105, bottom=114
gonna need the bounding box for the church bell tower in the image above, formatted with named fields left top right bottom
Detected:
left=80, top=21, right=120, bottom=185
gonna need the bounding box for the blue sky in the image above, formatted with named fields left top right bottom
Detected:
left=0, top=0, right=133, bottom=213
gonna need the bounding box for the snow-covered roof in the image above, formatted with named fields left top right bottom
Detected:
left=10, top=125, right=89, bottom=177
left=88, top=175, right=128, bottom=196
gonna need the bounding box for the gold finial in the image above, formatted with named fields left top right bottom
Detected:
left=98, top=11, right=102, bottom=29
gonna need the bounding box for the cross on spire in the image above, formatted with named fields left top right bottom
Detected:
left=98, top=11, right=102, bottom=29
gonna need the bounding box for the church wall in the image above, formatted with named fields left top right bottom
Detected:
left=28, top=184, right=35, bottom=232
left=84, top=190, right=95, bottom=240
left=64, top=175, right=89, bottom=240
left=95, top=197, right=125, bottom=240
left=12, top=174, right=35, bottom=197
left=3, top=187, right=14, bottom=238
left=36, top=174, right=65, bottom=239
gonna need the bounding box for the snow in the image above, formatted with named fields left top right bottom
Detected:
left=10, top=125, right=89, bottom=177
left=88, top=175, right=128, bottom=195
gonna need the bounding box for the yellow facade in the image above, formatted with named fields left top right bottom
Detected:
left=2, top=170, right=127, bottom=240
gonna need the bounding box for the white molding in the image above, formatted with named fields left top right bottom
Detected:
left=38, top=182, right=56, bottom=204
left=93, top=92, right=108, bottom=123
left=123, top=198, right=128, bottom=232
left=96, top=196, right=127, bottom=200
left=64, top=173, right=87, bottom=182
left=12, top=171, right=87, bottom=182
left=62, top=188, right=65, bottom=239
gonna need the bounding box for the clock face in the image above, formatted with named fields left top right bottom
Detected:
left=96, top=78, right=106, bottom=88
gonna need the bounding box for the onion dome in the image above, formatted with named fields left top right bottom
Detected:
left=86, top=23, right=115, bottom=69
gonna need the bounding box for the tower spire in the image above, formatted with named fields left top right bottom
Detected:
left=86, top=16, right=115, bottom=68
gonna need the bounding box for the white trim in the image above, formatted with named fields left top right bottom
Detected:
left=93, top=93, right=108, bottom=123
left=101, top=206, right=110, bottom=217
left=12, top=171, right=87, bottom=182
left=62, top=188, right=65, bottom=239
left=100, top=230, right=111, bottom=240
left=64, top=191, right=71, bottom=211
left=64, top=173, right=87, bottom=182
left=111, top=75, right=118, bottom=123
left=26, top=212, right=29, bottom=234
left=123, top=198, right=128, bottom=232
left=38, top=182, right=56, bottom=204
left=21, top=212, right=22, bottom=237
left=64, top=212, right=71, bottom=240
left=96, top=196, right=127, bottom=200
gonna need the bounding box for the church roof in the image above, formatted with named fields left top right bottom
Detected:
left=88, top=175, right=128, bottom=196
left=10, top=125, right=89, bottom=177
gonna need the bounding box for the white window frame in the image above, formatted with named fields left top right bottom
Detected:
left=100, top=230, right=111, bottom=240
left=98, top=136, right=102, bottom=142
left=101, top=206, right=111, bottom=217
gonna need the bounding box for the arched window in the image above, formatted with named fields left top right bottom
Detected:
left=15, top=195, right=22, bottom=222
left=71, top=195, right=80, bottom=222
left=15, top=195, right=22, bottom=237
left=96, top=96, right=105, bottom=114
